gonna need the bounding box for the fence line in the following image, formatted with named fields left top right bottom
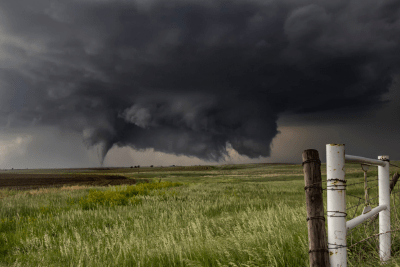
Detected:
left=303, top=145, right=400, bottom=266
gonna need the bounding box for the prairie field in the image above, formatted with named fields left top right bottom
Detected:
left=1, top=162, right=400, bottom=266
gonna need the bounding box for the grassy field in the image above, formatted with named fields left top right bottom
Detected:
left=1, top=162, right=400, bottom=266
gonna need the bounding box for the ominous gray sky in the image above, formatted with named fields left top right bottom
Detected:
left=0, top=0, right=399, bottom=169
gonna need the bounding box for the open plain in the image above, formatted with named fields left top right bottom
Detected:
left=1, top=162, right=400, bottom=266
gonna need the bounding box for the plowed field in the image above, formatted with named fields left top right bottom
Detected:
left=0, top=174, right=144, bottom=190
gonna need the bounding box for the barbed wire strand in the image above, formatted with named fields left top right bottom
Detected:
left=333, top=170, right=390, bottom=252
left=390, top=163, right=400, bottom=168
left=303, top=159, right=400, bottom=254
left=348, top=228, right=400, bottom=249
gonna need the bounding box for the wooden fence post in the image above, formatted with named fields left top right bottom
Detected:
left=302, top=149, right=330, bottom=267
left=390, top=172, right=399, bottom=194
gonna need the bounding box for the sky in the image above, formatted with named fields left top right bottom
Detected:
left=0, top=0, right=399, bottom=169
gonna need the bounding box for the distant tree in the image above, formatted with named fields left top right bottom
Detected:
left=130, top=166, right=133, bottom=168
left=137, top=165, right=140, bottom=168
left=150, top=165, right=153, bottom=168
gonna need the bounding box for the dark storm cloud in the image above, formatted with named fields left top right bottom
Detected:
left=0, top=0, right=399, bottom=164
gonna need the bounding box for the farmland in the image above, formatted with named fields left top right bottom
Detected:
left=1, top=162, right=400, bottom=266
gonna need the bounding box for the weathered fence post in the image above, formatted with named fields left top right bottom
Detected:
left=390, top=173, right=399, bottom=193
left=378, top=155, right=391, bottom=262
left=303, top=149, right=330, bottom=267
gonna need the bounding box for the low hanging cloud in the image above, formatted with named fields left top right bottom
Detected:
left=0, top=0, right=399, bottom=165
left=0, top=134, right=32, bottom=166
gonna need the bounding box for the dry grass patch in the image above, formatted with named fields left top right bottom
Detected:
left=0, top=188, right=15, bottom=199
left=0, top=185, right=93, bottom=199
left=25, top=185, right=93, bottom=196
left=60, top=185, right=93, bottom=191
left=257, top=173, right=303, bottom=177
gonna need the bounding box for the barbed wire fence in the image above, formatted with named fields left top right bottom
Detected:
left=304, top=160, right=400, bottom=264
left=346, top=162, right=400, bottom=264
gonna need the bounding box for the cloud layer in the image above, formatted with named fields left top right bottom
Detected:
left=0, top=0, right=399, bottom=164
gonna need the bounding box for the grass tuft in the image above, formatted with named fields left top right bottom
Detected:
left=77, top=181, right=183, bottom=210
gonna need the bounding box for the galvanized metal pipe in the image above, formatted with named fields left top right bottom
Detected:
left=346, top=204, right=387, bottom=231
left=345, top=155, right=387, bottom=167
left=327, top=144, right=347, bottom=267
left=378, top=155, right=390, bottom=262
left=327, top=147, right=391, bottom=265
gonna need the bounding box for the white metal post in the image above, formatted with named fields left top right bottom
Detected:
left=346, top=205, right=387, bottom=231
left=327, top=144, right=347, bottom=267
left=378, top=155, right=390, bottom=262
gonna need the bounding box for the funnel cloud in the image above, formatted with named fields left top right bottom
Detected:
left=0, top=0, right=399, bottom=165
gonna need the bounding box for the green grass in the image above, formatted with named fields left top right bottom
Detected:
left=1, top=162, right=400, bottom=266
